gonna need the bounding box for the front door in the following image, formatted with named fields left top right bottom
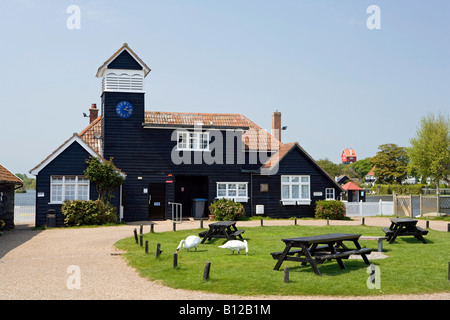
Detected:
left=148, top=183, right=166, bottom=220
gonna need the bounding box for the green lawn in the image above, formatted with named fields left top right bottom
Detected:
left=115, top=224, right=450, bottom=296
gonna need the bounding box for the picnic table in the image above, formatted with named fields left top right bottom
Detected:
left=382, top=218, right=428, bottom=244
left=270, top=233, right=373, bottom=276
left=199, top=221, right=245, bottom=244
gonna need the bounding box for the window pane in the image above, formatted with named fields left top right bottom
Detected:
left=52, top=185, right=62, bottom=202
left=292, top=185, right=299, bottom=199
left=78, top=185, right=89, bottom=201
left=238, top=184, right=247, bottom=196
left=65, top=184, right=76, bottom=201
left=301, top=176, right=309, bottom=183
left=281, top=176, right=289, bottom=183
left=291, top=176, right=299, bottom=182
left=282, top=185, right=290, bottom=199
left=201, top=133, right=208, bottom=149
left=301, top=185, right=309, bottom=199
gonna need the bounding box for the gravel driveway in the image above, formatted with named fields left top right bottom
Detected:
left=0, top=218, right=449, bottom=300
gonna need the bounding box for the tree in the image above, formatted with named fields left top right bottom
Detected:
left=84, top=156, right=125, bottom=202
left=408, top=113, right=450, bottom=192
left=370, top=144, right=409, bottom=184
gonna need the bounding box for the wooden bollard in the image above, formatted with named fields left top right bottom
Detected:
left=426, top=220, right=429, bottom=229
left=260, top=218, right=263, bottom=227
left=150, top=224, right=154, bottom=233
left=133, top=228, right=138, bottom=244
left=173, top=222, right=176, bottom=232
left=362, top=217, right=365, bottom=225
left=327, top=217, right=329, bottom=225
left=448, top=223, right=450, bottom=232
left=139, top=234, right=143, bottom=247
left=140, top=224, right=143, bottom=234
left=173, top=253, right=178, bottom=268
left=284, top=266, right=289, bottom=283
left=156, top=243, right=162, bottom=258
left=200, top=218, right=203, bottom=228
left=203, top=262, right=211, bottom=281
left=145, top=240, right=149, bottom=254
left=294, top=217, right=297, bottom=225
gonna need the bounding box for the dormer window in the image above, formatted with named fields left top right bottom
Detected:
left=177, top=131, right=210, bottom=151
left=102, top=70, right=144, bottom=93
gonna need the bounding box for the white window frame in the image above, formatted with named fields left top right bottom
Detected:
left=177, top=131, right=210, bottom=151
left=281, top=175, right=311, bottom=205
left=325, top=188, right=335, bottom=200
left=50, top=176, right=90, bottom=204
left=216, top=182, right=248, bottom=202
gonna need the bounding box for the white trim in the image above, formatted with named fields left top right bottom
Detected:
left=102, top=69, right=145, bottom=93
left=216, top=182, right=249, bottom=202
left=325, top=188, right=335, bottom=200
left=49, top=175, right=90, bottom=204
left=96, top=44, right=151, bottom=78
left=280, top=175, right=311, bottom=204
left=29, top=134, right=100, bottom=176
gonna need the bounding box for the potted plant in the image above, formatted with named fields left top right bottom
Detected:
left=208, top=203, right=216, bottom=220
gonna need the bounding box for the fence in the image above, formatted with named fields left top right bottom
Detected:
left=14, top=206, right=36, bottom=224
left=393, top=194, right=450, bottom=217
left=344, top=200, right=393, bottom=217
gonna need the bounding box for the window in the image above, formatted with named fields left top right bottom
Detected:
left=177, top=131, right=209, bottom=151
left=216, top=182, right=248, bottom=202
left=281, top=175, right=310, bottom=205
left=325, top=188, right=335, bottom=200
left=50, top=176, right=89, bottom=203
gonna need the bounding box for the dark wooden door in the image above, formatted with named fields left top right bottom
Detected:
left=148, top=183, right=166, bottom=220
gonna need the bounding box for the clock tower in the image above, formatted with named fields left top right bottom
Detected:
left=96, top=43, right=151, bottom=165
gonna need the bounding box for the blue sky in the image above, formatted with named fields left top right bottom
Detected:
left=0, top=0, right=449, bottom=176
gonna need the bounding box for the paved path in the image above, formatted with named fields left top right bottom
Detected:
left=0, top=217, right=449, bottom=300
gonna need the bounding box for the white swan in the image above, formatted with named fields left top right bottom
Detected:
left=218, top=240, right=248, bottom=255
left=176, top=235, right=202, bottom=252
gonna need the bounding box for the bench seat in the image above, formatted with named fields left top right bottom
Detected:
left=314, top=248, right=373, bottom=263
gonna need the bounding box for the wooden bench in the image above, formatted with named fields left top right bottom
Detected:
left=198, top=230, right=208, bottom=237
left=314, top=248, right=372, bottom=263
left=230, top=229, right=245, bottom=238
left=359, top=236, right=386, bottom=252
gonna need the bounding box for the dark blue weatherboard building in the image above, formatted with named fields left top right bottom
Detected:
left=30, top=44, right=343, bottom=227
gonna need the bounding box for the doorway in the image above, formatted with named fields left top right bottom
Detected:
left=174, top=176, right=209, bottom=218
left=148, top=183, right=166, bottom=220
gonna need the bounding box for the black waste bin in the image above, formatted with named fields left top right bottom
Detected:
left=192, top=198, right=207, bottom=218
left=46, top=209, right=57, bottom=228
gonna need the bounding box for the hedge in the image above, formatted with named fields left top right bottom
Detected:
left=314, top=200, right=346, bottom=220
left=61, top=200, right=118, bottom=227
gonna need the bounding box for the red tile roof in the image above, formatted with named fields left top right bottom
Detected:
left=81, top=112, right=282, bottom=152
left=341, top=181, right=362, bottom=191
left=0, top=164, right=23, bottom=185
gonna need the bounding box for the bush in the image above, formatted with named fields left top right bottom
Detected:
left=314, top=200, right=346, bottom=220
left=61, top=200, right=119, bottom=227
left=208, top=198, right=246, bottom=221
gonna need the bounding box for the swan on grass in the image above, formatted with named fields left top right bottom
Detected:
left=218, top=240, right=248, bottom=255
left=176, top=235, right=202, bottom=252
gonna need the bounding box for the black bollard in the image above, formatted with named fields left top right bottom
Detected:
left=200, top=218, right=203, bottom=229
left=426, top=220, right=429, bottom=229
left=203, top=262, right=211, bottom=281
left=156, top=243, right=162, bottom=258
left=173, top=253, right=178, bottom=268
left=284, top=266, right=289, bottom=283
left=448, top=223, right=450, bottom=232
left=140, top=224, right=143, bottom=235
left=140, top=234, right=143, bottom=247
left=145, top=240, right=149, bottom=254
left=173, top=222, right=176, bottom=232
left=150, top=224, right=154, bottom=233
left=294, top=217, right=297, bottom=225
left=362, top=217, right=365, bottom=225
left=261, top=218, right=263, bottom=227
left=134, top=228, right=138, bottom=244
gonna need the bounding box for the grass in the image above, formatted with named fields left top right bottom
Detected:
left=115, top=224, right=450, bottom=297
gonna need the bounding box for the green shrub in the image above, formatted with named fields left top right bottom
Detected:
left=61, top=200, right=118, bottom=227
left=208, top=198, right=246, bottom=221
left=314, top=200, right=346, bottom=220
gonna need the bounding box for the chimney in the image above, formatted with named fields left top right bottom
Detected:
left=272, top=110, right=281, bottom=142
left=89, top=104, right=98, bottom=124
